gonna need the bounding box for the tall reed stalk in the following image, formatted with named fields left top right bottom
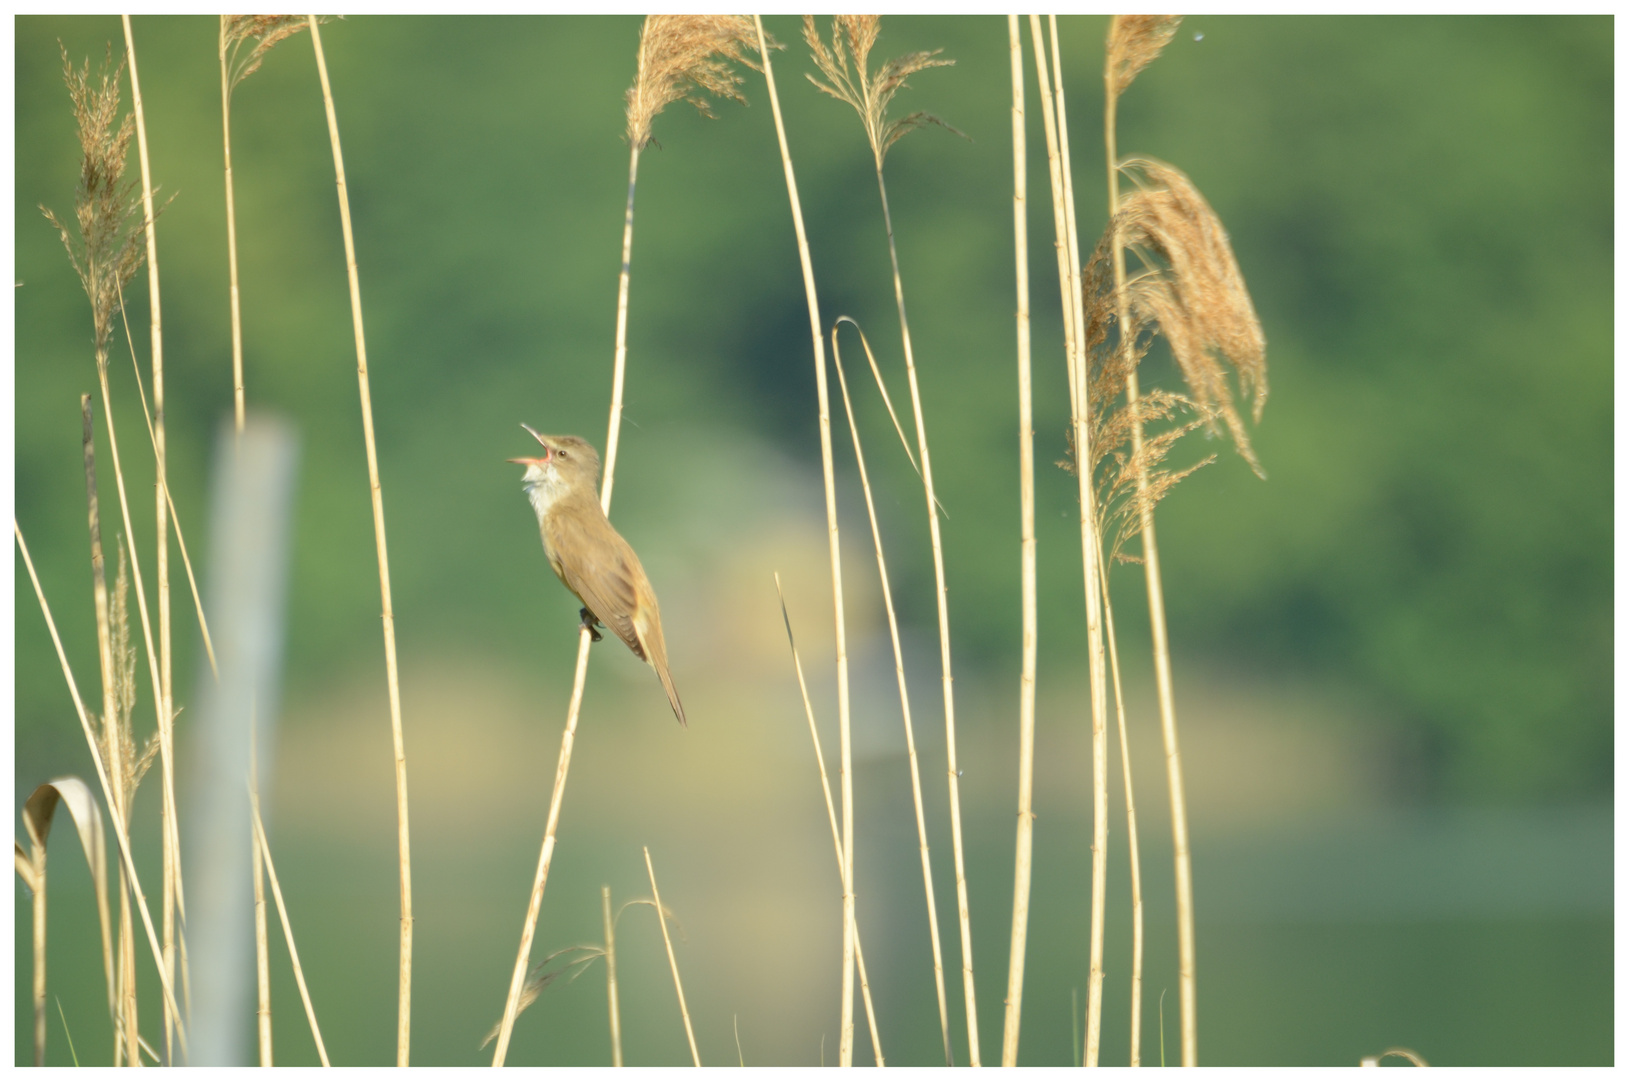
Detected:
left=828, top=322, right=945, bottom=1065
left=1098, top=16, right=1270, bottom=1063
left=1001, top=13, right=1039, bottom=1066
left=774, top=570, right=886, bottom=1063
left=219, top=17, right=310, bottom=435
left=755, top=15, right=860, bottom=1065
left=803, top=16, right=981, bottom=1062
left=1026, top=15, right=1113, bottom=1063
left=601, top=886, right=622, bottom=1066
left=308, top=18, right=414, bottom=1063
left=643, top=848, right=700, bottom=1067
left=16, top=518, right=187, bottom=1056
left=490, top=19, right=762, bottom=1065
left=119, top=20, right=186, bottom=1058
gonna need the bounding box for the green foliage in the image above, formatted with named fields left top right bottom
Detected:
left=14, top=14, right=1609, bottom=827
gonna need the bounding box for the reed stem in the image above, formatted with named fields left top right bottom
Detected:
left=490, top=107, right=642, bottom=1076
left=755, top=16, right=857, bottom=1065
left=774, top=573, right=885, bottom=1066
left=15, top=519, right=187, bottom=1056
left=1104, top=37, right=1198, bottom=1064
left=1001, top=13, right=1039, bottom=1067
left=250, top=784, right=332, bottom=1066
left=120, top=21, right=184, bottom=1060
left=602, top=886, right=623, bottom=1066
left=644, top=847, right=700, bottom=1067
left=308, top=18, right=414, bottom=1063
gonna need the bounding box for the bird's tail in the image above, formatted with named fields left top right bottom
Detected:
left=655, top=659, right=686, bottom=727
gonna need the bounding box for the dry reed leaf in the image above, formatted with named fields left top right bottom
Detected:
left=221, top=16, right=319, bottom=94
left=21, top=779, right=109, bottom=898
left=19, top=778, right=115, bottom=1018
left=625, top=15, right=767, bottom=150
left=1098, top=156, right=1268, bottom=475
left=41, top=44, right=146, bottom=359
left=478, top=943, right=606, bottom=1049
left=804, top=15, right=960, bottom=166
left=1106, top=15, right=1183, bottom=102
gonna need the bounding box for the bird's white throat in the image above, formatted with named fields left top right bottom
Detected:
left=519, top=462, right=568, bottom=522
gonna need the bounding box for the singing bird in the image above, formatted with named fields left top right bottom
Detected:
left=509, top=425, right=686, bottom=726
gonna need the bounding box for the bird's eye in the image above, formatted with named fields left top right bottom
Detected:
left=558, top=449, right=568, bottom=458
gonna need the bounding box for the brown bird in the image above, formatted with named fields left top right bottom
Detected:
left=509, top=425, right=686, bottom=726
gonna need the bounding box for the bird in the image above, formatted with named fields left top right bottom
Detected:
left=509, top=424, right=686, bottom=726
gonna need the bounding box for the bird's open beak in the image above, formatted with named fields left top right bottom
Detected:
left=510, top=423, right=551, bottom=466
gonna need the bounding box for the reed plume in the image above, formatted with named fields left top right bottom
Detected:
left=626, top=15, right=761, bottom=150
left=41, top=45, right=145, bottom=367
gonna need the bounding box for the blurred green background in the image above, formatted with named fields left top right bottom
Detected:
left=14, top=15, right=1611, bottom=1067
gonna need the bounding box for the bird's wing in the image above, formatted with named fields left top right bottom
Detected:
left=548, top=505, right=646, bottom=661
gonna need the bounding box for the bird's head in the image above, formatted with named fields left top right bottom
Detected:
left=509, top=425, right=601, bottom=502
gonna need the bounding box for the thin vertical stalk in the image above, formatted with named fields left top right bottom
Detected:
left=643, top=848, right=699, bottom=1067
left=828, top=324, right=944, bottom=1066
left=868, top=117, right=981, bottom=1076
left=117, top=298, right=220, bottom=680
left=602, top=886, right=623, bottom=1067
left=600, top=145, right=639, bottom=509
left=25, top=828, right=47, bottom=1064
left=120, top=20, right=183, bottom=1061
left=1104, top=31, right=1197, bottom=1067
left=252, top=820, right=272, bottom=1065
left=82, top=394, right=134, bottom=1067
left=1031, top=14, right=1112, bottom=1065
left=308, top=18, right=413, bottom=1064
left=755, top=16, right=856, bottom=1066
left=1098, top=549, right=1144, bottom=1065
left=220, top=20, right=246, bottom=435
left=1002, top=13, right=1039, bottom=1067
left=15, top=521, right=188, bottom=1056
left=252, top=727, right=272, bottom=1066
left=490, top=634, right=590, bottom=1067
left=774, top=573, right=885, bottom=1066
left=490, top=105, right=642, bottom=1078
left=250, top=786, right=331, bottom=1066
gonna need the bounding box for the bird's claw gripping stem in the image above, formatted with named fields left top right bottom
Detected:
left=579, top=607, right=603, bottom=643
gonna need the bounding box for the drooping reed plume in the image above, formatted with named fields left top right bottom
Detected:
left=489, top=17, right=766, bottom=1065
left=804, top=15, right=970, bottom=1065
left=1095, top=13, right=1270, bottom=1065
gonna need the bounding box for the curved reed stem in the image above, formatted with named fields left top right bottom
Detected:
left=308, top=18, right=413, bottom=1063
left=755, top=16, right=857, bottom=1065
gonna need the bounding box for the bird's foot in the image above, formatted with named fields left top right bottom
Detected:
left=579, top=607, right=603, bottom=643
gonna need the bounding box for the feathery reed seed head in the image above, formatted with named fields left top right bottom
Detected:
left=1105, top=15, right=1183, bottom=102
left=41, top=44, right=147, bottom=362
left=1100, top=157, right=1268, bottom=475
left=221, top=15, right=319, bottom=95
left=106, top=540, right=158, bottom=816
left=625, top=15, right=766, bottom=151
left=803, top=14, right=959, bottom=167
